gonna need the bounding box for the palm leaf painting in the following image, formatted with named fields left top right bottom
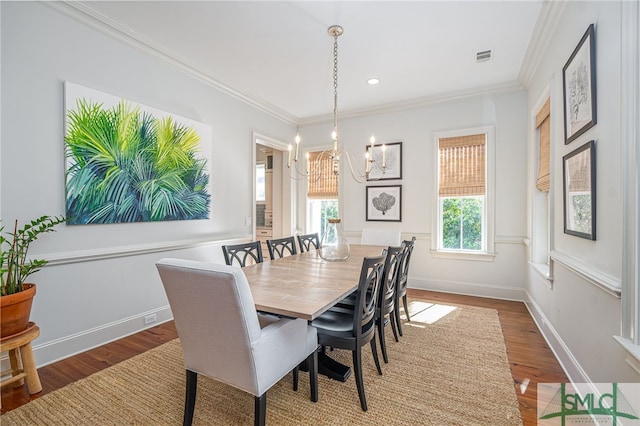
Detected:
left=65, top=98, right=210, bottom=224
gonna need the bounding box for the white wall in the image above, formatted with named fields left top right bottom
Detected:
left=1, top=2, right=294, bottom=366
left=524, top=0, right=639, bottom=382
left=298, top=89, right=529, bottom=301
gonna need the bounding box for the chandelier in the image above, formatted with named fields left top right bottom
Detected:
left=287, top=25, right=388, bottom=183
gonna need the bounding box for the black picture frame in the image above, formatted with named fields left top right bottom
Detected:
left=563, top=140, right=596, bottom=240
left=366, top=185, right=402, bottom=222
left=563, top=23, right=597, bottom=144
left=365, top=142, right=402, bottom=181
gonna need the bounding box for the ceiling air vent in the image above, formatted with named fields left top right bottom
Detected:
left=476, top=50, right=492, bottom=62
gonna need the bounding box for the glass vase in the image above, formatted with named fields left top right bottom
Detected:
left=320, top=218, right=350, bottom=261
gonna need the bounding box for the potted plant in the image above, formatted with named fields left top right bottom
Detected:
left=1, top=215, right=65, bottom=338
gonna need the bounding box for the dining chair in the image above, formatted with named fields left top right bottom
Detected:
left=329, top=246, right=403, bottom=364
left=222, top=241, right=264, bottom=267
left=311, top=252, right=386, bottom=411
left=266, top=236, right=298, bottom=260
left=395, top=236, right=416, bottom=336
left=375, top=245, right=404, bottom=363
left=360, top=227, right=402, bottom=246
left=297, top=232, right=321, bottom=253
left=156, top=258, right=319, bottom=426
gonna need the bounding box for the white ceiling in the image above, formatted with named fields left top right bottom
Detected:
left=70, top=1, right=542, bottom=122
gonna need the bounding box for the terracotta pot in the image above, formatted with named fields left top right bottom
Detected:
left=1, top=283, right=36, bottom=338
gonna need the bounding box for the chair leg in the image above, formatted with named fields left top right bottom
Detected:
left=395, top=300, right=404, bottom=337
left=370, top=337, right=383, bottom=376
left=377, top=317, right=389, bottom=364
left=403, top=295, right=411, bottom=322
left=293, top=365, right=299, bottom=391
left=352, top=347, right=368, bottom=411
left=254, top=394, right=266, bottom=426
left=390, top=311, right=400, bottom=342
left=308, top=349, right=318, bottom=402
left=184, top=370, right=197, bottom=426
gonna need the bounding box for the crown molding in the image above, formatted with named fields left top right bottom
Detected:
left=518, top=0, right=568, bottom=88
left=47, top=1, right=298, bottom=126
left=298, top=81, right=525, bottom=125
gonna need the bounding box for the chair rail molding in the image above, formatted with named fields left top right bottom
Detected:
left=43, top=236, right=251, bottom=266
left=550, top=250, right=621, bottom=298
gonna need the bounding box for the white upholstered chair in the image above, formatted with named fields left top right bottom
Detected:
left=361, top=227, right=402, bottom=246
left=156, top=258, right=318, bottom=426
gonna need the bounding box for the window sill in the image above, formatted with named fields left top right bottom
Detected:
left=613, top=336, right=640, bottom=375
left=429, top=250, right=496, bottom=262
left=529, top=261, right=553, bottom=287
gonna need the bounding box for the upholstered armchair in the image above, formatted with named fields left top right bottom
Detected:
left=156, top=258, right=318, bottom=426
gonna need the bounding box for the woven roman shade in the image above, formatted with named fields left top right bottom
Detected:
left=438, top=134, right=486, bottom=197
left=536, top=98, right=551, bottom=192
left=307, top=150, right=338, bottom=199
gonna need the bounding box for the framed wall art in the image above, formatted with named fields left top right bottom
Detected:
left=563, top=23, right=596, bottom=144
left=64, top=82, right=212, bottom=225
left=366, top=141, right=402, bottom=180
left=563, top=140, right=596, bottom=240
left=366, top=185, right=402, bottom=222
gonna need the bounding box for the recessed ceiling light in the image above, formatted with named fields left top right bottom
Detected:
left=367, top=78, right=380, bottom=85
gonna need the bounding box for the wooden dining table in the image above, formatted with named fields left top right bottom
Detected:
left=242, top=244, right=387, bottom=321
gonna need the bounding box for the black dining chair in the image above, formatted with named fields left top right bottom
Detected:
left=222, top=241, right=264, bottom=267
left=266, top=236, right=298, bottom=260
left=297, top=233, right=321, bottom=253
left=311, top=252, right=386, bottom=412
left=375, top=245, right=404, bottom=363
left=395, top=237, right=416, bottom=336
left=329, top=246, right=403, bottom=364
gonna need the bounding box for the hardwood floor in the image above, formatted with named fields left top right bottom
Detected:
left=1, top=289, right=567, bottom=425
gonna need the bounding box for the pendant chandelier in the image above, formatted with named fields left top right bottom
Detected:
left=287, top=25, right=388, bottom=183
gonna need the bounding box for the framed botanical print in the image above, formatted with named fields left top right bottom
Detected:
left=563, top=140, right=596, bottom=240
left=366, top=142, right=402, bottom=180
left=366, top=185, right=401, bottom=222
left=563, top=24, right=597, bottom=144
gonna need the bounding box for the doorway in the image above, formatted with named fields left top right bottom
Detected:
left=253, top=133, right=295, bottom=242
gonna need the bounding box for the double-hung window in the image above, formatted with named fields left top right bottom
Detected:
left=306, top=151, right=339, bottom=238
left=434, top=128, right=494, bottom=258
left=532, top=97, right=552, bottom=278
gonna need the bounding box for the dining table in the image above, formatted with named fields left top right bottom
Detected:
left=241, top=243, right=387, bottom=381
left=242, top=244, right=386, bottom=320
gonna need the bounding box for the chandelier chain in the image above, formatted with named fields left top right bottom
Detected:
left=333, top=32, right=339, bottom=133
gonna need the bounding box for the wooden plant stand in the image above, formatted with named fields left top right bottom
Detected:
left=0, top=322, right=42, bottom=405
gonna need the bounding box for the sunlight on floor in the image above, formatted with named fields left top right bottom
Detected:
left=404, top=300, right=458, bottom=326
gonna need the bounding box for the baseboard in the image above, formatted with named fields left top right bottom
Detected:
left=1, top=306, right=174, bottom=373
left=408, top=277, right=526, bottom=302
left=523, top=292, right=590, bottom=384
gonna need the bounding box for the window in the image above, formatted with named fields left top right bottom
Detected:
left=532, top=96, right=551, bottom=276
left=306, top=151, right=339, bottom=237
left=433, top=127, right=494, bottom=259
left=437, top=133, right=487, bottom=252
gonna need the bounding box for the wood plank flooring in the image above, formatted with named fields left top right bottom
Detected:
left=1, top=289, right=568, bottom=425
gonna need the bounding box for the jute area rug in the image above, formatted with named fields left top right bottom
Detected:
left=2, top=303, right=522, bottom=425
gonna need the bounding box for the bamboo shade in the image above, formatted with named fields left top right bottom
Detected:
left=536, top=98, right=551, bottom=192
left=307, top=150, right=338, bottom=199
left=438, top=134, right=486, bottom=197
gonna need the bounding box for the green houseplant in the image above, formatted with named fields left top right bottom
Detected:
left=1, top=215, right=65, bottom=337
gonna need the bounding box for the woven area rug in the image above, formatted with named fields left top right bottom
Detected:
left=2, top=302, right=522, bottom=425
